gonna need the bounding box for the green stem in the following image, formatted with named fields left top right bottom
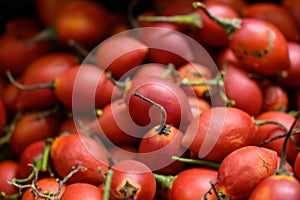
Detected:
left=254, top=119, right=289, bottom=132
left=192, top=2, right=241, bottom=38
left=5, top=70, right=54, bottom=90
left=24, top=26, right=57, bottom=47
left=40, top=139, right=52, bottom=172
left=161, top=63, right=177, bottom=79
left=0, top=192, right=22, bottom=200
left=153, top=173, right=176, bottom=190
left=172, top=156, right=220, bottom=169
left=103, top=170, right=113, bottom=200
left=11, top=164, right=38, bottom=184
left=138, top=12, right=203, bottom=28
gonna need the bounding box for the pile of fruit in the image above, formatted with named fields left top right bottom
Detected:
left=0, top=0, right=300, bottom=199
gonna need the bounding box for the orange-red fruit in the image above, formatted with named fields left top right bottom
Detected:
left=54, top=1, right=114, bottom=48
left=18, top=140, right=45, bottom=179
left=21, top=177, right=67, bottom=200
left=10, top=111, right=62, bottom=155
left=0, top=160, right=19, bottom=196
left=242, top=2, right=300, bottom=41
left=95, top=35, right=149, bottom=79
left=110, top=160, right=156, bottom=200
left=294, top=152, right=300, bottom=180
left=230, top=18, right=290, bottom=75
left=217, top=146, right=278, bottom=199
left=15, top=52, right=78, bottom=110
left=61, top=183, right=104, bottom=200
left=168, top=167, right=218, bottom=200
left=50, top=133, right=109, bottom=185
left=182, top=107, right=256, bottom=161
left=249, top=175, right=300, bottom=200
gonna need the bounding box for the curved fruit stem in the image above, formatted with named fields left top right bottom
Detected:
left=133, top=92, right=168, bottom=134
left=161, top=63, right=178, bottom=79
left=172, top=156, right=220, bottom=169
left=258, top=129, right=300, bottom=147
left=178, top=70, right=235, bottom=107
left=137, top=12, right=203, bottom=28
left=24, top=26, right=57, bottom=47
left=254, top=119, right=289, bottom=132
left=0, top=191, right=22, bottom=200
left=193, top=2, right=241, bottom=38
left=127, top=0, right=139, bottom=28
left=5, top=70, right=54, bottom=90
left=153, top=173, right=176, bottom=190
left=275, top=111, right=300, bottom=175
left=0, top=111, right=22, bottom=146
left=68, top=39, right=90, bottom=59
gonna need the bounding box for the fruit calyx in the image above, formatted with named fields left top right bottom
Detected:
left=116, top=179, right=140, bottom=200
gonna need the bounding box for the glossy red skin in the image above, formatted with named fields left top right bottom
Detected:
left=224, top=63, right=263, bottom=116
left=58, top=116, right=93, bottom=135
left=88, top=98, right=146, bottom=146
left=95, top=35, right=149, bottom=79
left=281, top=0, right=300, bottom=32
left=18, top=140, right=45, bottom=179
left=1, top=79, right=21, bottom=115
left=249, top=175, right=300, bottom=200
left=124, top=76, right=193, bottom=131
left=260, top=80, right=289, bottom=112
left=110, top=160, right=156, bottom=200
left=54, top=64, right=118, bottom=113
left=50, top=133, right=109, bottom=185
left=214, top=47, right=239, bottom=70
left=242, top=2, right=299, bottom=41
left=195, top=2, right=240, bottom=48
left=182, top=107, right=256, bottom=161
left=254, top=111, right=299, bottom=164
left=159, top=0, right=195, bottom=15
left=10, top=111, right=62, bottom=155
left=138, top=125, right=188, bottom=175
left=108, top=145, right=138, bottom=163
left=54, top=1, right=114, bottom=48
left=203, top=0, right=247, bottom=14
left=0, top=160, right=19, bottom=195
left=15, top=53, right=79, bottom=110
left=35, top=0, right=78, bottom=26
left=138, top=26, right=194, bottom=66
left=188, top=96, right=211, bottom=118
left=277, top=42, right=300, bottom=89
left=134, top=63, right=175, bottom=82
left=21, top=177, right=67, bottom=200
left=294, top=152, right=300, bottom=180
left=177, top=62, right=213, bottom=98
left=217, top=146, right=278, bottom=199
left=230, top=18, right=290, bottom=75
left=0, top=18, right=51, bottom=74
left=168, top=167, right=218, bottom=200
left=61, top=183, right=103, bottom=200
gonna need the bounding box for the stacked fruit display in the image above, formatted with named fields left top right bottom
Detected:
left=0, top=0, right=300, bottom=199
